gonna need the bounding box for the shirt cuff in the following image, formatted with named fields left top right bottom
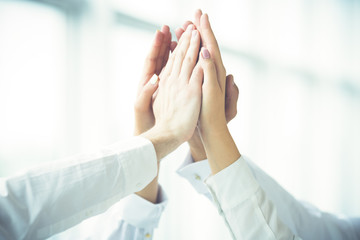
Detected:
left=107, top=136, right=158, bottom=194
left=205, top=156, right=260, bottom=212
left=110, top=186, right=168, bottom=229
left=176, top=151, right=212, bottom=195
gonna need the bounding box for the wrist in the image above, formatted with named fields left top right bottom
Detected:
left=199, top=121, right=228, bottom=144
left=200, top=126, right=241, bottom=174
left=188, top=131, right=207, bottom=162
left=141, top=125, right=182, bottom=161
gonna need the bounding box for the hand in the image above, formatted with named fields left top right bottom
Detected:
left=142, top=24, right=203, bottom=160
left=197, top=14, right=241, bottom=174
left=134, top=26, right=173, bottom=203
left=134, top=26, right=173, bottom=136
left=188, top=75, right=239, bottom=161
left=175, top=12, right=239, bottom=162
left=151, top=24, right=202, bottom=143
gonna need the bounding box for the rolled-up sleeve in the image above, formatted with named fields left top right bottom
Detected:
left=0, top=136, right=157, bottom=240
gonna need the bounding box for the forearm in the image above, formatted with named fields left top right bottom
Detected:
left=0, top=137, right=158, bottom=239
left=187, top=129, right=207, bottom=162
left=201, top=126, right=240, bottom=174
left=141, top=126, right=182, bottom=161
left=136, top=167, right=159, bottom=204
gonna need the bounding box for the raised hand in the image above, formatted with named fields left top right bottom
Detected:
left=175, top=12, right=239, bottom=162
left=142, top=24, right=203, bottom=161
left=134, top=26, right=173, bottom=203
left=134, top=25, right=172, bottom=136
left=150, top=24, right=202, bottom=145
left=196, top=15, right=241, bottom=174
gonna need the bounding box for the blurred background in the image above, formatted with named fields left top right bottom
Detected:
left=0, top=0, right=359, bottom=239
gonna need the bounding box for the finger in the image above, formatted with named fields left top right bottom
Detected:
left=170, top=41, right=177, bottom=52
left=141, top=30, right=164, bottom=86
left=159, top=32, right=172, bottom=67
left=225, top=74, right=239, bottom=123
left=200, top=14, right=226, bottom=90
left=175, top=21, right=194, bottom=41
left=135, top=74, right=159, bottom=112
left=200, top=47, right=219, bottom=89
left=183, top=21, right=193, bottom=30
left=156, top=25, right=170, bottom=75
left=161, top=29, right=172, bottom=71
left=171, top=24, right=194, bottom=77
left=175, top=28, right=184, bottom=41
left=180, top=29, right=201, bottom=81
left=194, top=9, right=202, bottom=29
left=189, top=62, right=204, bottom=92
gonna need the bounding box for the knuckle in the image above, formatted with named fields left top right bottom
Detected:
left=185, top=54, right=194, bottom=65
left=177, top=49, right=186, bottom=60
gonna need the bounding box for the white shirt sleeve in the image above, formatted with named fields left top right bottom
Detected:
left=205, top=157, right=300, bottom=240
left=99, top=186, right=167, bottom=240
left=177, top=152, right=360, bottom=240
left=0, top=136, right=158, bottom=240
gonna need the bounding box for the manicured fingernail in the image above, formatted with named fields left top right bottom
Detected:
left=192, top=30, right=198, bottom=38
left=150, top=74, right=158, bottom=85
left=201, top=48, right=210, bottom=59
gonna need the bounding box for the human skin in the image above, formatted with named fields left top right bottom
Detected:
left=135, top=24, right=205, bottom=203
left=135, top=11, right=239, bottom=203
left=196, top=12, right=241, bottom=174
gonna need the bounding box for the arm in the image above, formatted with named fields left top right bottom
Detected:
left=134, top=25, right=172, bottom=204
left=50, top=190, right=167, bottom=240
left=0, top=25, right=203, bottom=240
left=175, top=14, right=239, bottom=163
left=178, top=155, right=360, bottom=240
left=179, top=10, right=360, bottom=240
left=197, top=13, right=299, bottom=239
left=0, top=136, right=158, bottom=240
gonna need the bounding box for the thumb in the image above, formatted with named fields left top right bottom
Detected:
left=200, top=47, right=218, bottom=90
left=225, top=74, right=239, bottom=123
left=135, top=74, right=159, bottom=112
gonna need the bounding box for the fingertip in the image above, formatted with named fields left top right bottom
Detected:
left=226, top=74, right=234, bottom=86
left=161, top=25, right=170, bottom=33
left=149, top=74, right=159, bottom=85
left=226, top=75, right=238, bottom=96
left=200, top=13, right=210, bottom=29
left=194, top=9, right=203, bottom=20
left=138, top=75, right=159, bottom=108
left=175, top=28, right=184, bottom=41
left=183, top=21, right=193, bottom=30
left=154, top=30, right=164, bottom=46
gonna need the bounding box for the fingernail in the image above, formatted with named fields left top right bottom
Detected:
left=192, top=30, right=198, bottom=39
left=150, top=74, right=158, bottom=85
left=201, top=48, right=210, bottom=59
left=187, top=24, right=194, bottom=32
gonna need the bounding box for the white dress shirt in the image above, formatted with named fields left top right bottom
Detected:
left=100, top=151, right=360, bottom=240
left=0, top=136, right=158, bottom=240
